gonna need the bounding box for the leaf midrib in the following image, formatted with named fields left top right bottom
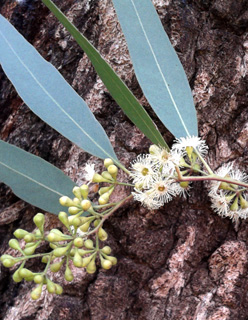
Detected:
left=0, top=160, right=63, bottom=196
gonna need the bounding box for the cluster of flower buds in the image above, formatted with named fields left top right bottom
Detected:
left=0, top=213, right=63, bottom=299
left=0, top=173, right=118, bottom=300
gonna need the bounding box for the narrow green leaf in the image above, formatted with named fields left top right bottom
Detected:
left=41, top=0, right=169, bottom=150
left=0, top=14, right=117, bottom=161
left=0, top=140, right=76, bottom=214
left=112, top=0, right=198, bottom=139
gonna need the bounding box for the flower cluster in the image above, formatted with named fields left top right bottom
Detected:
left=130, top=136, right=208, bottom=209
left=208, top=163, right=248, bottom=221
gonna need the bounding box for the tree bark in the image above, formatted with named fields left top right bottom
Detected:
left=0, top=0, right=248, bottom=319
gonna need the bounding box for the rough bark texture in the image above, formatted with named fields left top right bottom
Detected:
left=0, top=0, right=248, bottom=319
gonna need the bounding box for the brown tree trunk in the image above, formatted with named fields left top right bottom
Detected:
left=1, top=0, right=248, bottom=319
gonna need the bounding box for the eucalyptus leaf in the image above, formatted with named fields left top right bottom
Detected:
left=0, top=140, right=76, bottom=214
left=41, top=0, right=169, bottom=150
left=0, top=14, right=118, bottom=162
left=112, top=0, right=198, bottom=138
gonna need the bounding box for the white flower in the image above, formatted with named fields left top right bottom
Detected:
left=239, top=208, right=248, bottom=219
left=132, top=189, right=162, bottom=210
left=172, top=136, right=208, bottom=156
left=84, top=163, right=95, bottom=183
left=210, top=191, right=230, bottom=217
left=146, top=175, right=177, bottom=204
left=150, top=146, right=182, bottom=175
left=130, top=154, right=158, bottom=188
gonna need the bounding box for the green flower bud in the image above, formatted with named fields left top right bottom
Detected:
left=70, top=217, right=81, bottom=227
left=13, top=268, right=23, bottom=282
left=81, top=199, right=91, bottom=211
left=73, top=198, right=81, bottom=205
left=31, top=284, right=43, bottom=300
left=19, top=268, right=34, bottom=280
left=179, top=157, right=188, bottom=167
left=55, top=284, right=63, bottom=295
left=104, top=158, right=114, bottom=168
left=92, top=173, right=106, bottom=183
left=50, top=260, right=64, bottom=272
left=46, top=278, right=56, bottom=293
left=58, top=212, right=70, bottom=229
left=101, top=246, right=111, bottom=255
left=2, top=258, right=17, bottom=268
left=93, top=220, right=101, bottom=227
left=186, top=146, right=193, bottom=160
left=230, top=197, right=239, bottom=211
left=240, top=195, right=248, bottom=209
left=80, top=221, right=92, bottom=232
left=9, top=239, right=22, bottom=252
left=51, top=228, right=64, bottom=235
left=82, top=254, right=94, bottom=267
left=78, top=249, right=90, bottom=256
left=41, top=255, right=50, bottom=264
left=68, top=206, right=81, bottom=215
left=73, top=249, right=83, bottom=268
left=33, top=213, right=45, bottom=230
left=98, top=227, right=108, bottom=241
left=34, top=274, right=44, bottom=284
left=47, top=232, right=67, bottom=242
left=70, top=248, right=76, bottom=256
left=80, top=185, right=89, bottom=199
left=98, top=194, right=109, bottom=205
left=107, top=165, right=118, bottom=178
left=180, top=181, right=189, bottom=188
left=84, top=239, right=94, bottom=249
left=65, top=266, right=74, bottom=282
left=34, top=229, right=42, bottom=238
left=98, top=186, right=111, bottom=196
left=101, top=171, right=114, bottom=181
left=80, top=217, right=90, bottom=225
left=219, top=182, right=231, bottom=190
left=105, top=255, right=117, bottom=265
left=74, top=237, right=84, bottom=248
left=100, top=257, right=112, bottom=270
left=72, top=186, right=82, bottom=200
left=14, top=229, right=29, bottom=239
left=25, top=241, right=36, bottom=248
left=1, top=254, right=13, bottom=262
left=53, top=245, right=70, bottom=257
left=86, top=257, right=96, bottom=274
left=59, top=196, right=74, bottom=207
left=24, top=234, right=35, bottom=243
left=49, top=243, right=58, bottom=249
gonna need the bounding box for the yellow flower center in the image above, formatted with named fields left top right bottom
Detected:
left=141, top=168, right=149, bottom=176
left=158, top=185, right=165, bottom=192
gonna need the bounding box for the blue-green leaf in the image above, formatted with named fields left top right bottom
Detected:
left=0, top=140, right=76, bottom=214
left=0, top=14, right=117, bottom=161
left=112, top=0, right=198, bottom=138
